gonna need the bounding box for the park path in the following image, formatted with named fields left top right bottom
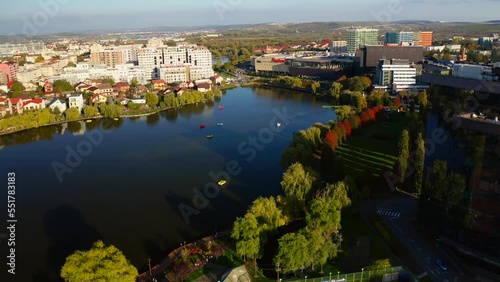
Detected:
left=136, top=230, right=231, bottom=282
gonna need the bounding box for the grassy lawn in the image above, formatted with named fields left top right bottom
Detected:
left=336, top=113, right=410, bottom=197
left=217, top=248, right=243, bottom=268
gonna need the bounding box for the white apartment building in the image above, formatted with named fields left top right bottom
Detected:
left=329, top=41, right=347, bottom=53
left=48, top=63, right=149, bottom=85
left=138, top=43, right=213, bottom=80
left=159, top=65, right=187, bottom=83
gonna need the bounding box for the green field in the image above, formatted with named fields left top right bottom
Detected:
left=336, top=113, right=409, bottom=186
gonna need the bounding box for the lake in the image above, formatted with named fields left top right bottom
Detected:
left=0, top=86, right=337, bottom=281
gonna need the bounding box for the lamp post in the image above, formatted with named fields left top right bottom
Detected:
left=305, top=275, right=307, bottom=282
left=384, top=265, right=387, bottom=274
left=329, top=272, right=332, bottom=281
left=337, top=271, right=340, bottom=279
left=361, top=268, right=364, bottom=282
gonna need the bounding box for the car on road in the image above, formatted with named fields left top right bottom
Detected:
left=436, top=259, right=448, bottom=271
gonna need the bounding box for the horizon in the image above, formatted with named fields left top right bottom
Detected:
left=1, top=0, right=500, bottom=36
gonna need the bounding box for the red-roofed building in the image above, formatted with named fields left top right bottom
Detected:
left=43, top=81, right=54, bottom=94
left=90, top=93, right=108, bottom=104
left=94, top=83, right=113, bottom=95
left=75, top=82, right=92, bottom=93
left=210, top=75, right=223, bottom=85
left=10, top=98, right=24, bottom=114
left=152, top=79, right=166, bottom=91
left=22, top=98, right=45, bottom=111
left=114, top=82, right=130, bottom=93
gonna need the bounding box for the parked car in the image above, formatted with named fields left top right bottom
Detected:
left=436, top=259, right=448, bottom=271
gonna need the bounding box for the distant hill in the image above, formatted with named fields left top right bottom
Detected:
left=1, top=21, right=500, bottom=44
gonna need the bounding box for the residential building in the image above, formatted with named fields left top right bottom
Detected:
left=22, top=99, right=45, bottom=111
left=210, top=75, right=223, bottom=85
left=24, top=82, right=38, bottom=92
left=114, top=82, right=130, bottom=93
left=329, top=41, right=347, bottom=53
left=68, top=94, right=84, bottom=112
left=47, top=97, right=67, bottom=113
left=159, top=65, right=187, bottom=83
left=43, top=81, right=54, bottom=94
left=10, top=98, right=24, bottom=114
left=138, top=43, right=214, bottom=80
left=49, top=63, right=149, bottom=85
left=94, top=83, right=114, bottom=95
left=0, top=72, right=8, bottom=85
left=152, top=79, right=166, bottom=91
left=385, top=31, right=415, bottom=45
left=0, top=61, right=19, bottom=82
left=0, top=97, right=12, bottom=117
left=90, top=44, right=141, bottom=67
left=90, top=94, right=108, bottom=104
left=196, top=82, right=212, bottom=93
left=417, top=31, right=433, bottom=47
left=0, top=42, right=46, bottom=56
left=346, top=28, right=379, bottom=54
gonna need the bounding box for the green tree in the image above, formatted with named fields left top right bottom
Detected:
left=366, top=258, right=392, bottom=271
left=330, top=82, right=342, bottom=99
left=274, top=232, right=309, bottom=274
left=127, top=101, right=141, bottom=110
left=346, top=76, right=369, bottom=92
left=130, top=77, right=139, bottom=88
left=215, top=58, right=222, bottom=70
left=66, top=61, right=76, bottom=67
left=10, top=81, right=25, bottom=96
left=102, top=76, right=115, bottom=85
left=335, top=106, right=353, bottom=122
left=248, top=196, right=283, bottom=230
left=83, top=106, right=99, bottom=117
left=281, top=162, right=316, bottom=203
left=60, top=240, right=138, bottom=282
left=311, top=81, right=321, bottom=94
left=65, top=108, right=80, bottom=121
left=145, top=92, right=159, bottom=107
left=414, top=133, right=425, bottom=196
left=397, top=130, right=410, bottom=183
left=231, top=213, right=261, bottom=272
left=54, top=79, right=75, bottom=92
left=99, top=104, right=123, bottom=118
left=417, top=89, right=428, bottom=108
left=428, top=160, right=449, bottom=200
left=35, top=55, right=44, bottom=63
left=446, top=172, right=465, bottom=214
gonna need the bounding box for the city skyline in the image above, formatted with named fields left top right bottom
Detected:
left=0, top=0, right=499, bottom=35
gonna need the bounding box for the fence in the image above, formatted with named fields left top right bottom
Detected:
left=280, top=266, right=409, bottom=282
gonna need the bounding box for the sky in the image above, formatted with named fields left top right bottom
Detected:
left=0, top=0, right=498, bottom=35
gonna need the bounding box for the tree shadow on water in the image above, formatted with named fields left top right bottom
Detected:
left=33, top=205, right=102, bottom=282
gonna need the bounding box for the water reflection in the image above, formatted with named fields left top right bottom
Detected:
left=146, top=112, right=160, bottom=126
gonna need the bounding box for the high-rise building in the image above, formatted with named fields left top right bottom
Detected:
left=0, top=61, right=19, bottom=82
left=346, top=28, right=379, bottom=54
left=138, top=43, right=214, bottom=80
left=417, top=31, right=433, bottom=47
left=90, top=44, right=141, bottom=67
left=329, top=41, right=348, bottom=53
left=385, top=31, right=415, bottom=45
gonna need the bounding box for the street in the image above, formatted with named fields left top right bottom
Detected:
left=362, top=194, right=469, bottom=282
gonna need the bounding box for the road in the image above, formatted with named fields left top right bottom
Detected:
left=362, top=194, right=470, bottom=282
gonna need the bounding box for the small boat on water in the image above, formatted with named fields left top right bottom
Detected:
left=113, top=118, right=119, bottom=121
left=86, top=119, right=92, bottom=123
left=206, top=135, right=214, bottom=139
left=218, top=180, right=227, bottom=186
left=217, top=123, right=224, bottom=126
left=219, top=106, right=224, bottom=110
left=200, top=124, right=206, bottom=129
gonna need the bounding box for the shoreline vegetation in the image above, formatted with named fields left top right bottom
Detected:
left=0, top=81, right=314, bottom=137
